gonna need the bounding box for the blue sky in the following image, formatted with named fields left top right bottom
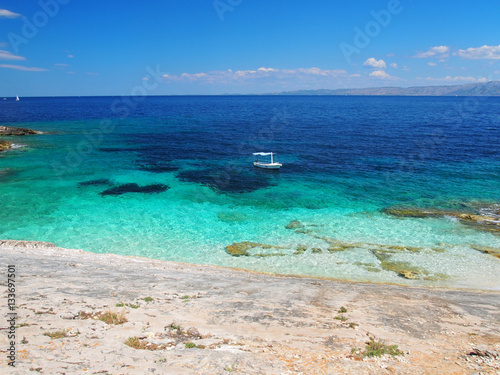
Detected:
left=0, top=0, right=499, bottom=96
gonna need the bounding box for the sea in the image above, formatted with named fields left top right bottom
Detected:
left=1, top=95, right=499, bottom=290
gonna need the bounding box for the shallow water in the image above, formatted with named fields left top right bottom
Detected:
left=1, top=96, right=499, bottom=289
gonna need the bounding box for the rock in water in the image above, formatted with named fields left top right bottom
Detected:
left=0, top=126, right=40, bottom=136
left=100, top=183, right=170, bottom=196
left=0, top=140, right=11, bottom=152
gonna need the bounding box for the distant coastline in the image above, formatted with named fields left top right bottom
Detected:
left=3, top=81, right=500, bottom=98
left=269, top=80, right=500, bottom=96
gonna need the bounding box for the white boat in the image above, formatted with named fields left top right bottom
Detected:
left=15, top=95, right=19, bottom=101
left=253, top=152, right=282, bottom=169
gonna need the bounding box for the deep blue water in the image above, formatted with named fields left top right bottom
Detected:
left=1, top=96, right=499, bottom=288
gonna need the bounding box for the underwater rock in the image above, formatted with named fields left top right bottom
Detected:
left=100, top=183, right=170, bottom=196
left=0, top=140, right=11, bottom=152
left=0, top=126, right=40, bottom=136
left=137, top=164, right=179, bottom=173
left=293, top=244, right=308, bottom=255
left=398, top=270, right=420, bottom=279
left=177, top=168, right=275, bottom=193
left=285, top=220, right=304, bottom=230
left=225, top=241, right=286, bottom=257
left=311, top=248, right=322, bottom=254
left=254, top=253, right=287, bottom=257
left=384, top=205, right=500, bottom=235
left=470, top=244, right=500, bottom=259
left=217, top=212, right=249, bottom=223
left=78, top=179, right=112, bottom=187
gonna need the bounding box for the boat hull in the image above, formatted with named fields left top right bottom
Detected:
left=254, top=162, right=282, bottom=169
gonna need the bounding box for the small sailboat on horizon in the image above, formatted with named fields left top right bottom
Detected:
left=15, top=95, right=19, bottom=101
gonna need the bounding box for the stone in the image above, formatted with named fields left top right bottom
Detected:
left=0, top=126, right=40, bottom=136
left=0, top=140, right=11, bottom=152
left=225, top=241, right=286, bottom=257
left=285, top=220, right=304, bottom=230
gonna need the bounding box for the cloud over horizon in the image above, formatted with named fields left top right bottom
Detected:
left=414, top=46, right=450, bottom=60
left=162, top=67, right=349, bottom=83
left=454, top=44, right=500, bottom=60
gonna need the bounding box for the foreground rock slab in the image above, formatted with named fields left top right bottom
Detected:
left=1, top=242, right=499, bottom=374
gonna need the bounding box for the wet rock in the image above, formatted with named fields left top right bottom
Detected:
left=0, top=140, right=11, bottom=152
left=399, top=270, right=420, bottom=279
left=78, top=179, right=112, bottom=187
left=100, top=183, right=170, bottom=196
left=0, top=126, right=40, bottom=136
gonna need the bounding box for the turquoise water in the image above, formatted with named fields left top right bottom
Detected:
left=1, top=96, right=499, bottom=289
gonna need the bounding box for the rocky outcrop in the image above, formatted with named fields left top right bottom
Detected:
left=0, top=140, right=11, bottom=152
left=0, top=125, right=40, bottom=136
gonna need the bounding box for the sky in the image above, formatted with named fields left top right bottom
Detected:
left=0, top=0, right=499, bottom=96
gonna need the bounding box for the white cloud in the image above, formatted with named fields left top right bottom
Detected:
left=0, top=50, right=25, bottom=61
left=414, top=46, right=450, bottom=60
left=369, top=70, right=391, bottom=79
left=67, top=54, right=74, bottom=58
left=86, top=72, right=99, bottom=75
left=0, top=64, right=47, bottom=71
left=390, top=63, right=398, bottom=69
left=427, top=62, right=437, bottom=66
left=454, top=44, right=500, bottom=60
left=162, top=67, right=348, bottom=83
left=0, top=9, right=21, bottom=18
left=363, top=58, right=386, bottom=69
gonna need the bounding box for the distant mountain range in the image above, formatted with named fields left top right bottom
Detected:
left=272, top=81, right=500, bottom=96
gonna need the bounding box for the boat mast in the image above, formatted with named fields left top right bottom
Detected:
left=271, top=153, right=273, bottom=164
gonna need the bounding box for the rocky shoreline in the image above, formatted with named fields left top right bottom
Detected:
left=0, top=126, right=40, bottom=154
left=0, top=126, right=40, bottom=136
left=1, top=241, right=499, bottom=374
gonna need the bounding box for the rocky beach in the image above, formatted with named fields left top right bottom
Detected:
left=1, top=241, right=499, bottom=374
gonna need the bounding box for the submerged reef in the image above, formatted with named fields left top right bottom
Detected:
left=383, top=204, right=500, bottom=235
left=137, top=163, right=179, bottom=173
left=78, top=179, right=113, bottom=187
left=176, top=168, right=276, bottom=193
left=100, top=183, right=170, bottom=196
